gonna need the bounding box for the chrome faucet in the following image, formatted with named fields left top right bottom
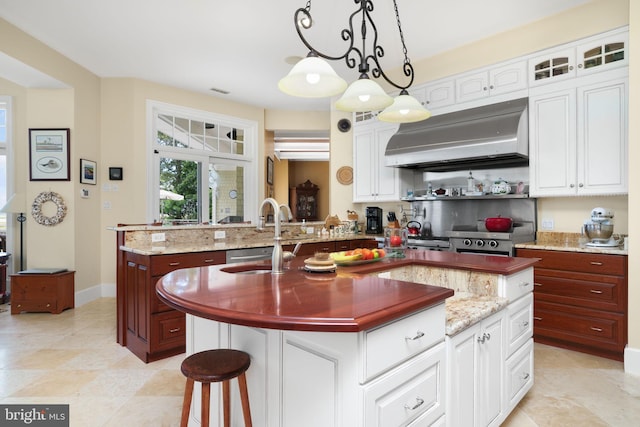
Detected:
left=257, top=198, right=292, bottom=274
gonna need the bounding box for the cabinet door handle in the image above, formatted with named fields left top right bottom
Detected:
left=579, top=183, right=584, bottom=188
left=534, top=282, right=542, bottom=287
left=570, top=184, right=575, bottom=188
left=169, top=262, right=181, bottom=266
left=519, top=281, right=531, bottom=288
left=590, top=289, right=603, bottom=294
left=521, top=372, right=530, bottom=381
left=169, top=328, right=181, bottom=333
left=590, top=261, right=603, bottom=266
left=477, top=332, right=491, bottom=344
left=405, top=331, right=425, bottom=341
left=404, top=397, right=425, bottom=411
left=590, top=327, right=603, bottom=332
left=521, top=321, right=529, bottom=328
left=533, top=316, right=543, bottom=321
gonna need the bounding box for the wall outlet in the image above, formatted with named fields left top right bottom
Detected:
left=152, top=232, right=166, bottom=242
left=541, top=219, right=554, bottom=230
left=214, top=230, right=226, bottom=239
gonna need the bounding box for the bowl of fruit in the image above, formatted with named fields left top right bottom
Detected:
left=330, top=248, right=386, bottom=266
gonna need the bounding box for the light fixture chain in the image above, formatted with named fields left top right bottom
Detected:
left=393, top=0, right=410, bottom=65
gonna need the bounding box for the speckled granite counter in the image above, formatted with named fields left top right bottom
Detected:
left=515, top=231, right=628, bottom=256
left=445, top=293, right=508, bottom=336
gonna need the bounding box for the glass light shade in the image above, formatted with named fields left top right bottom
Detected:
left=334, top=78, right=394, bottom=112
left=377, top=93, right=432, bottom=123
left=278, top=56, right=347, bottom=98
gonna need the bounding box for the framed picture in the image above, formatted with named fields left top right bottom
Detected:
left=80, top=159, right=97, bottom=185
left=29, top=128, right=70, bottom=181
left=266, top=156, right=274, bottom=185
left=109, top=167, right=123, bottom=180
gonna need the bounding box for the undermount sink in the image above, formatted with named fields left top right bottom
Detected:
left=221, top=264, right=273, bottom=275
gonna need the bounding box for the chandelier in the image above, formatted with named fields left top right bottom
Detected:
left=278, top=0, right=431, bottom=123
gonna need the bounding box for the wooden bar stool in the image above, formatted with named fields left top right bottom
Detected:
left=180, top=349, right=252, bottom=427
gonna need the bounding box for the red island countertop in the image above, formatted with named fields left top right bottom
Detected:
left=156, top=250, right=537, bottom=333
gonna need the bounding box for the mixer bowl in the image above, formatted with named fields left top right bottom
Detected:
left=584, top=222, right=614, bottom=242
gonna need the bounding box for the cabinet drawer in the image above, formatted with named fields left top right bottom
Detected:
left=517, top=249, right=626, bottom=276
left=12, top=299, right=57, bottom=314
left=150, top=311, right=186, bottom=352
left=150, top=251, right=225, bottom=276
left=364, top=303, right=445, bottom=381
left=534, top=300, right=626, bottom=352
left=505, top=338, right=533, bottom=411
left=506, top=293, right=533, bottom=357
left=364, top=342, right=445, bottom=427
left=534, top=272, right=625, bottom=312
left=500, top=268, right=534, bottom=301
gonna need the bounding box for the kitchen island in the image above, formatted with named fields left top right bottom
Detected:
left=157, top=251, right=537, bottom=426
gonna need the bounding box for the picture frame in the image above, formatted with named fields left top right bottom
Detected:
left=266, top=156, right=274, bottom=185
left=80, top=159, right=97, bottom=185
left=29, top=128, right=71, bottom=181
left=109, top=167, right=123, bottom=181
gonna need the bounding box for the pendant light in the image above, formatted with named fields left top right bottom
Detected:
left=278, top=52, right=347, bottom=98
left=279, top=0, right=431, bottom=123
left=377, top=89, right=431, bottom=123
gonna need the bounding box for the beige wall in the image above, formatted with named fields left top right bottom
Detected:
left=265, top=110, right=329, bottom=131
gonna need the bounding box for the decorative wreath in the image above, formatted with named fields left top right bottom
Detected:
left=32, top=191, right=67, bottom=226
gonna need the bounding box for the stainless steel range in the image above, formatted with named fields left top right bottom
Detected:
left=447, top=220, right=535, bottom=256
left=406, top=196, right=537, bottom=256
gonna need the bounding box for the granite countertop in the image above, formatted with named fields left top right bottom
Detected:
left=516, top=231, right=627, bottom=256
left=445, top=293, right=509, bottom=336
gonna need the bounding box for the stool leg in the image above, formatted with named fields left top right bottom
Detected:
left=180, top=378, right=194, bottom=427
left=238, top=372, right=253, bottom=427
left=223, top=380, right=230, bottom=427
left=201, top=382, right=211, bottom=427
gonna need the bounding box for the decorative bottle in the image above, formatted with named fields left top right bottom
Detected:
left=467, top=172, right=475, bottom=192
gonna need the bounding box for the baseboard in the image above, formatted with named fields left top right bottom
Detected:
left=624, top=345, right=640, bottom=375
left=75, top=282, right=116, bottom=306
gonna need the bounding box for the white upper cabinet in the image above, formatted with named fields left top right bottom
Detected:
left=529, top=28, right=628, bottom=86
left=529, top=69, right=628, bottom=197
left=353, top=122, right=409, bottom=202
left=456, top=60, right=527, bottom=103
left=422, top=79, right=455, bottom=110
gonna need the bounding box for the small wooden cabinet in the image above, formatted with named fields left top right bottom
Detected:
left=516, top=248, right=627, bottom=361
left=11, top=270, right=75, bottom=315
left=290, top=180, right=318, bottom=221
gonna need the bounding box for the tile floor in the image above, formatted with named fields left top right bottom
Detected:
left=1, top=298, right=639, bottom=426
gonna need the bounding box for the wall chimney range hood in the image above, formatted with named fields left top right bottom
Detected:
left=385, top=98, right=529, bottom=171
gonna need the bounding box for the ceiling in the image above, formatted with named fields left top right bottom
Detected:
left=0, top=0, right=591, bottom=112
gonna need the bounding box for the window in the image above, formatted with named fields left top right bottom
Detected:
left=148, top=101, right=258, bottom=225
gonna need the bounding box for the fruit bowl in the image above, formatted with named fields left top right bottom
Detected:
left=330, top=248, right=386, bottom=266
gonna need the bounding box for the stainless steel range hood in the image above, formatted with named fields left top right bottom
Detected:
left=385, top=98, right=528, bottom=171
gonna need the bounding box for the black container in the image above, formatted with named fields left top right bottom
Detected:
left=365, top=207, right=383, bottom=234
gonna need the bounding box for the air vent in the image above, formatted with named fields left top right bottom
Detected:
left=209, top=87, right=230, bottom=95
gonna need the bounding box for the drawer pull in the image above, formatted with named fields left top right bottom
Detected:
left=521, top=373, right=530, bottom=381
left=533, top=316, right=543, bottom=321
left=46, top=303, right=51, bottom=307
left=405, top=331, right=425, bottom=341
left=533, top=282, right=542, bottom=287
left=589, top=261, right=603, bottom=266
left=169, top=328, right=181, bottom=333
left=203, top=259, right=215, bottom=263
left=169, top=262, right=181, bottom=266
left=590, top=289, right=603, bottom=294
left=590, top=327, right=603, bottom=332
left=521, top=321, right=529, bottom=328
left=519, top=281, right=531, bottom=288
left=404, top=397, right=424, bottom=411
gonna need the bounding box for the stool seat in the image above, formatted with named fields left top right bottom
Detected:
left=181, top=349, right=251, bottom=383
left=180, top=349, right=252, bottom=427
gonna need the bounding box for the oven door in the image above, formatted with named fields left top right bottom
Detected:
left=453, top=248, right=512, bottom=257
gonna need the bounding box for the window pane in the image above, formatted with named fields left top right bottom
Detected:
left=210, top=163, right=245, bottom=224
left=159, top=157, right=201, bottom=225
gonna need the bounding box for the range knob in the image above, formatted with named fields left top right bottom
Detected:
left=463, top=239, right=472, bottom=246
left=475, top=240, right=485, bottom=247
left=488, top=240, right=499, bottom=248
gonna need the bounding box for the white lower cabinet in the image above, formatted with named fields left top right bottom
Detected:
left=505, top=338, right=534, bottom=414
left=185, top=303, right=447, bottom=427
left=446, top=310, right=506, bottom=427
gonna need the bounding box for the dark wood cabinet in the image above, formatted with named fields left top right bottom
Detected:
left=516, top=248, right=627, bottom=361
left=290, top=180, right=318, bottom=221
left=10, top=271, right=75, bottom=315
left=118, top=249, right=225, bottom=363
